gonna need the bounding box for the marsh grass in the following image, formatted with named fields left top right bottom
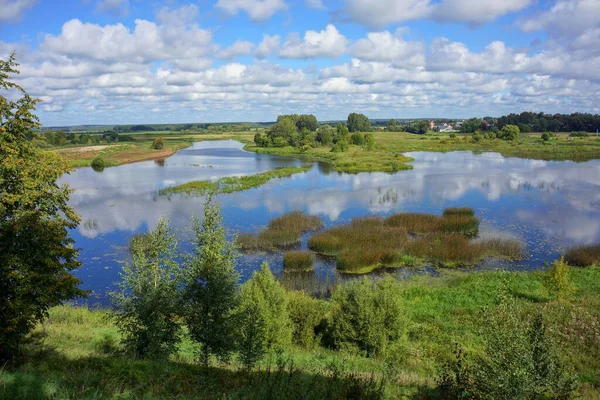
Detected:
left=159, top=166, right=311, bottom=195
left=308, top=208, right=520, bottom=273
left=564, top=244, right=600, bottom=267
left=283, top=251, right=316, bottom=271
left=239, top=212, right=324, bottom=251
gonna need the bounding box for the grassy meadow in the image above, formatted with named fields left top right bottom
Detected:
left=2, top=266, right=599, bottom=399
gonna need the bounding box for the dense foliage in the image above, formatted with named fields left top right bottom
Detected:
left=0, top=54, right=85, bottom=362
left=111, top=218, right=182, bottom=360
left=347, top=113, right=371, bottom=132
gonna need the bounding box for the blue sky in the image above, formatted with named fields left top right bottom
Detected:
left=1, top=0, right=599, bottom=126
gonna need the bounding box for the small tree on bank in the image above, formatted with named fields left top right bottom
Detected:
left=183, top=195, right=240, bottom=366
left=0, top=53, right=85, bottom=362
left=111, top=217, right=182, bottom=360
left=151, top=136, right=165, bottom=150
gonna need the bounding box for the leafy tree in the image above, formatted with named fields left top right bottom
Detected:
left=405, top=121, right=429, bottom=134
left=386, top=119, right=398, bottom=132
left=335, top=124, right=349, bottom=143
left=497, top=124, right=520, bottom=141
left=330, top=141, right=348, bottom=153
left=111, top=217, right=182, bottom=360
left=328, top=276, right=405, bottom=357
left=347, top=113, right=371, bottom=132
left=0, top=53, right=85, bottom=361
left=268, top=117, right=297, bottom=146
left=253, top=132, right=270, bottom=147
left=316, top=125, right=333, bottom=145
left=151, top=136, right=165, bottom=150
left=183, top=195, right=240, bottom=366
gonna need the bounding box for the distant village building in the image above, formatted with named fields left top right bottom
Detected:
left=429, top=121, right=436, bottom=129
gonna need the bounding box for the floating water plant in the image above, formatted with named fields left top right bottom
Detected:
left=239, top=211, right=323, bottom=251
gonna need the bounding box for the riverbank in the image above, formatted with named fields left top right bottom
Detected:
left=50, top=130, right=600, bottom=172
left=2, top=266, right=598, bottom=399
left=243, top=131, right=600, bottom=173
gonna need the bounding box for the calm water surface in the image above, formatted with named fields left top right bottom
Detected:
left=59, top=140, right=600, bottom=304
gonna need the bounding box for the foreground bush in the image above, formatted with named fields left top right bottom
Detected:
left=287, top=291, right=328, bottom=349
left=564, top=244, right=600, bottom=267
left=439, top=298, right=577, bottom=399
left=328, top=276, right=406, bottom=357
left=237, top=263, right=291, bottom=368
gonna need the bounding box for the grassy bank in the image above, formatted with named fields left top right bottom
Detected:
left=51, top=133, right=253, bottom=169
left=244, top=131, right=600, bottom=173
left=2, top=266, right=599, bottom=399
left=159, top=166, right=311, bottom=195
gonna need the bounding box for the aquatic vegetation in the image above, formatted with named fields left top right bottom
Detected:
left=283, top=251, right=316, bottom=271
left=159, top=166, right=311, bottom=195
left=239, top=211, right=323, bottom=251
left=308, top=208, right=521, bottom=273
left=564, top=244, right=600, bottom=267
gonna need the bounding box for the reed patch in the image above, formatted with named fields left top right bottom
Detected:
left=283, top=251, right=316, bottom=271
left=307, top=208, right=521, bottom=273
left=564, top=244, right=600, bottom=267
left=239, top=211, right=323, bottom=251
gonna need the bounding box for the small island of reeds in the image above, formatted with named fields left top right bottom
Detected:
left=158, top=165, right=311, bottom=195
left=239, top=211, right=323, bottom=250
left=283, top=250, right=316, bottom=272
left=564, top=244, right=600, bottom=267
left=307, top=207, right=522, bottom=273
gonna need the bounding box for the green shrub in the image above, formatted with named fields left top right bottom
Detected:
left=546, top=257, right=575, bottom=301
left=569, top=131, right=589, bottom=138
left=564, top=244, right=600, bottom=267
left=350, top=132, right=365, bottom=145
left=328, top=276, right=406, bottom=357
left=91, top=156, right=105, bottom=171
left=287, top=291, right=328, bottom=349
left=283, top=251, right=315, bottom=271
left=449, top=133, right=456, bottom=138
left=364, top=133, right=375, bottom=150
left=541, top=132, right=554, bottom=141
left=439, top=300, right=577, bottom=399
left=330, top=141, right=348, bottom=153
left=472, top=132, right=482, bottom=142
left=151, top=137, right=165, bottom=149
left=239, top=263, right=291, bottom=354
left=497, top=124, right=520, bottom=140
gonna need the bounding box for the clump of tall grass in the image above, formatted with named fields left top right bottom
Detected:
left=239, top=211, right=323, bottom=251
left=307, top=208, right=520, bottom=272
left=443, top=207, right=475, bottom=217
left=384, top=208, right=479, bottom=237
left=283, top=251, right=316, bottom=271
left=564, top=244, right=600, bottom=267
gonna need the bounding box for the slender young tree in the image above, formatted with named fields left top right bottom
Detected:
left=111, top=217, right=182, bottom=360
left=183, top=195, right=240, bottom=366
left=0, top=53, right=85, bottom=361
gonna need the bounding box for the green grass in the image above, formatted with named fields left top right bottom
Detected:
left=239, top=211, right=324, bottom=251
left=307, top=208, right=520, bottom=273
left=3, top=266, right=599, bottom=399
left=159, top=166, right=311, bottom=195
